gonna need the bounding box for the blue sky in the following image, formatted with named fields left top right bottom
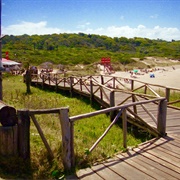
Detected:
left=2, top=0, right=180, bottom=41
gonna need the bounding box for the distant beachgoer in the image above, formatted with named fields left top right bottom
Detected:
left=25, top=67, right=31, bottom=94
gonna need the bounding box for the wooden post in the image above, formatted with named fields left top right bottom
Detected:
left=131, top=79, right=136, bottom=113
left=131, top=81, right=137, bottom=133
left=144, top=85, right=147, bottom=94
left=90, top=80, right=93, bottom=105
left=0, top=102, right=18, bottom=126
left=25, top=68, right=31, bottom=94
left=131, top=79, right=134, bottom=91
left=157, top=99, right=167, bottom=136
left=42, top=74, right=45, bottom=89
left=30, top=114, right=54, bottom=159
left=17, top=110, right=30, bottom=159
left=100, top=86, right=103, bottom=101
left=70, top=77, right=73, bottom=97
left=55, top=74, right=58, bottom=92
left=59, top=108, right=74, bottom=171
left=165, top=88, right=170, bottom=102
left=110, top=91, right=115, bottom=121
left=100, top=75, right=104, bottom=100
left=48, top=73, right=51, bottom=85
left=132, top=94, right=137, bottom=114
left=0, top=125, right=18, bottom=156
left=80, top=78, right=82, bottom=91
left=112, top=77, right=115, bottom=89
left=122, top=109, right=127, bottom=149
left=64, top=77, right=66, bottom=87
left=101, top=75, right=104, bottom=85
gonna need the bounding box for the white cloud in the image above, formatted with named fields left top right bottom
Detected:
left=77, top=22, right=90, bottom=29
left=2, top=21, right=63, bottom=35
left=137, top=25, right=146, bottom=29
left=2, top=21, right=180, bottom=41
left=87, top=25, right=180, bottom=41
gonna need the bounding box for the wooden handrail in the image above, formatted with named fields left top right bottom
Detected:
left=69, top=97, right=165, bottom=122
left=19, top=74, right=167, bottom=171
left=34, top=73, right=180, bottom=108
left=36, top=73, right=180, bottom=92
left=26, top=73, right=177, bottom=171
left=18, top=96, right=165, bottom=163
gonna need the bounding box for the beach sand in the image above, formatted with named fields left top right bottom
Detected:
left=112, top=65, right=180, bottom=89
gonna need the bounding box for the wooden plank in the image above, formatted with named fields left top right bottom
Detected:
left=167, top=130, right=180, bottom=134
left=167, top=126, right=180, bottom=134
left=122, top=109, right=127, bottom=148
left=91, top=163, right=124, bottom=179
left=103, top=157, right=154, bottom=180
left=116, top=151, right=179, bottom=180
left=166, top=119, right=180, bottom=125
left=59, top=108, right=74, bottom=170
left=137, top=142, right=180, bottom=166
left=17, top=110, right=30, bottom=159
left=148, top=143, right=180, bottom=159
left=76, top=167, right=103, bottom=180
left=133, top=147, right=180, bottom=173
left=76, top=136, right=180, bottom=179
left=132, top=149, right=180, bottom=179
left=30, top=114, right=54, bottom=159
left=152, top=137, right=180, bottom=154
left=0, top=126, right=18, bottom=156
left=167, top=135, right=180, bottom=144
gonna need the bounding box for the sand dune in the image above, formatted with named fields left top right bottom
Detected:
left=113, top=65, right=180, bottom=89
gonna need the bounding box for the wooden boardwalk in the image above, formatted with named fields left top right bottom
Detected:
left=69, top=107, right=180, bottom=179
left=31, top=74, right=180, bottom=135
left=31, top=74, right=180, bottom=179
left=73, top=134, right=180, bottom=180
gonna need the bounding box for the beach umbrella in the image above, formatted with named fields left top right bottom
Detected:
left=133, top=69, right=138, bottom=73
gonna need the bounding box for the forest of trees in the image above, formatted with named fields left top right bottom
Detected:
left=2, top=33, right=180, bottom=66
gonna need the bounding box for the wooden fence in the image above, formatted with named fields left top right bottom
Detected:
left=1, top=72, right=179, bottom=172
left=17, top=72, right=180, bottom=170
left=32, top=73, right=180, bottom=109
left=17, top=96, right=166, bottom=171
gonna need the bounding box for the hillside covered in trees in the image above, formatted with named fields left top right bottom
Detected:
left=2, top=33, right=180, bottom=67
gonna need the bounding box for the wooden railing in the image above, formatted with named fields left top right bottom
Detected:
left=101, top=75, right=180, bottom=108
left=1, top=73, right=178, bottom=172
left=31, top=73, right=179, bottom=129
left=30, top=73, right=179, bottom=133
left=17, top=96, right=166, bottom=171
left=31, top=73, right=180, bottom=109
left=23, top=73, right=173, bottom=170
